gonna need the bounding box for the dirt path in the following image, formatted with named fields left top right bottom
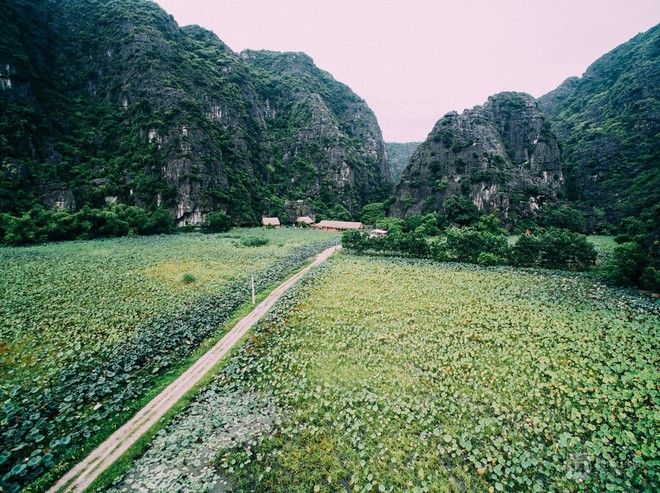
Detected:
left=48, top=245, right=341, bottom=493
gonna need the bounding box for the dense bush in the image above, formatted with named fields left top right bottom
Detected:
left=511, top=229, right=597, bottom=271
left=509, top=234, right=542, bottom=267
left=536, top=205, right=587, bottom=233
left=241, top=236, right=270, bottom=247
left=604, top=215, right=659, bottom=291
left=0, top=205, right=175, bottom=246
left=374, top=217, right=404, bottom=234
left=341, top=230, right=365, bottom=252
left=406, top=213, right=442, bottom=236
left=328, top=204, right=353, bottom=222
left=442, top=195, right=481, bottom=226
left=604, top=242, right=649, bottom=286
left=360, top=202, right=386, bottom=225
left=344, top=226, right=598, bottom=273
left=201, top=211, right=232, bottom=233
left=444, top=227, right=508, bottom=264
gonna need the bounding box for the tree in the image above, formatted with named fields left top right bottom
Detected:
left=444, top=227, right=508, bottom=264
left=329, top=204, right=353, bottom=221
left=511, top=229, right=596, bottom=271
left=201, top=211, right=232, bottom=233
left=360, top=202, right=386, bottom=225
left=442, top=196, right=481, bottom=226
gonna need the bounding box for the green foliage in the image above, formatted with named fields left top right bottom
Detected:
left=360, top=202, right=386, bottom=225
left=615, top=216, right=650, bottom=245
left=509, top=234, right=542, bottom=267
left=374, top=217, right=404, bottom=235
left=181, top=273, right=197, bottom=284
left=640, top=265, right=660, bottom=292
left=602, top=213, right=659, bottom=291
left=477, top=251, right=502, bottom=266
left=0, top=205, right=174, bottom=246
left=444, top=227, right=508, bottom=264
left=442, top=195, right=481, bottom=226
left=473, top=213, right=507, bottom=235
left=536, top=205, right=587, bottom=233
left=605, top=242, right=652, bottom=288
left=328, top=204, right=353, bottom=222
left=241, top=236, right=270, bottom=247
left=511, top=229, right=597, bottom=271
left=340, top=230, right=364, bottom=252
left=201, top=211, right=232, bottom=234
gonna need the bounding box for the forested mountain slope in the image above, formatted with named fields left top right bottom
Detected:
left=538, top=24, right=659, bottom=224
left=0, top=0, right=391, bottom=226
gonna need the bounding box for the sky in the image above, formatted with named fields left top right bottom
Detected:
left=153, top=0, right=659, bottom=142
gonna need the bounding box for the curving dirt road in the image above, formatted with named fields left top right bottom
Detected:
left=48, top=245, right=341, bottom=493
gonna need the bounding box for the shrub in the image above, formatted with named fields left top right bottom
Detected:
left=473, top=213, right=507, bottom=235
left=444, top=227, right=508, bottom=263
left=202, top=211, right=232, bottom=233
left=442, top=195, right=481, bottom=226
left=143, top=207, right=175, bottom=235
left=241, top=236, right=270, bottom=247
left=477, top=252, right=501, bottom=266
left=391, top=231, right=431, bottom=257
left=640, top=265, right=660, bottom=292
left=408, top=213, right=441, bottom=236
left=512, top=229, right=597, bottom=271
left=604, top=242, right=648, bottom=286
left=510, top=234, right=543, bottom=267
left=539, top=228, right=597, bottom=270
left=375, top=218, right=404, bottom=235
left=341, top=230, right=366, bottom=252
left=615, top=217, right=649, bottom=245
left=329, top=204, right=353, bottom=221
left=537, top=205, right=587, bottom=233
left=181, top=273, right=197, bottom=284
left=360, top=203, right=386, bottom=225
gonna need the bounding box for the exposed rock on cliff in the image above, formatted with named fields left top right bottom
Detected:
left=392, top=92, right=564, bottom=221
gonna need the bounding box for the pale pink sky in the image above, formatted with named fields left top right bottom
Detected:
left=153, top=0, right=659, bottom=142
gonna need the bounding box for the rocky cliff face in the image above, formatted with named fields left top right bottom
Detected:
left=538, top=24, right=660, bottom=224
left=242, top=50, right=391, bottom=215
left=0, top=0, right=391, bottom=225
left=392, top=92, right=564, bottom=221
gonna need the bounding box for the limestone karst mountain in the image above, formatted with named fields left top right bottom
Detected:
left=0, top=0, right=391, bottom=226
left=392, top=92, right=564, bottom=222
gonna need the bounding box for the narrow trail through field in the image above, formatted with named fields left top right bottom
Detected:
left=48, top=245, right=341, bottom=493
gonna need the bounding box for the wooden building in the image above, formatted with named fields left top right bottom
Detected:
left=315, top=220, right=364, bottom=232
left=261, top=217, right=281, bottom=228
left=296, top=216, right=315, bottom=227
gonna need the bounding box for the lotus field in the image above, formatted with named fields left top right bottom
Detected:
left=0, top=229, right=335, bottom=492
left=113, top=254, right=659, bottom=492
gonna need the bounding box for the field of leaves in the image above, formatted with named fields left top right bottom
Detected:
left=122, top=254, right=659, bottom=492
left=0, top=228, right=335, bottom=492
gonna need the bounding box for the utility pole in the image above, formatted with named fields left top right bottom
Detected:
left=251, top=274, right=255, bottom=305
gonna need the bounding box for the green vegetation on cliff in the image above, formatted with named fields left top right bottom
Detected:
left=386, top=142, right=421, bottom=183
left=539, top=24, right=660, bottom=224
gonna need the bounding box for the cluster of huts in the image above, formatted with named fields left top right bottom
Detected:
left=261, top=217, right=368, bottom=232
